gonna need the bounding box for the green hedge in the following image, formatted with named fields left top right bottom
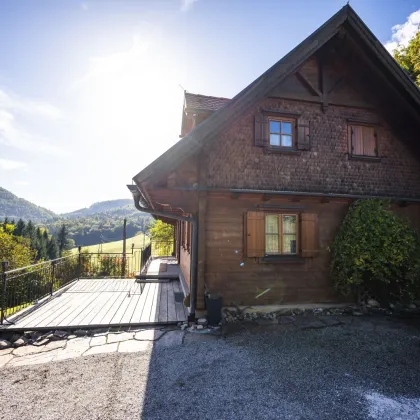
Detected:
left=330, top=199, right=420, bottom=303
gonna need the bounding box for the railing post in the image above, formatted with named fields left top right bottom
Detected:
left=1, top=261, right=8, bottom=325
left=50, top=260, right=56, bottom=296
left=78, top=246, right=82, bottom=280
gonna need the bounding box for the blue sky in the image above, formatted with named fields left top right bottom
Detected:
left=1, top=0, right=419, bottom=213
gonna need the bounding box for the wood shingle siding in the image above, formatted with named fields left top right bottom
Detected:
left=207, top=98, right=420, bottom=197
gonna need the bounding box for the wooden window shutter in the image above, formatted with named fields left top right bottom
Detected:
left=245, top=211, right=265, bottom=257
left=350, top=125, right=363, bottom=155
left=362, top=126, right=376, bottom=157
left=301, top=213, right=318, bottom=257
left=254, top=112, right=269, bottom=147
left=297, top=118, right=310, bottom=150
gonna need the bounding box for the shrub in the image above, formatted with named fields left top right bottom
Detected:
left=330, top=199, right=420, bottom=303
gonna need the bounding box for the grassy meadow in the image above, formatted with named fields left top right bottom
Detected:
left=72, top=233, right=149, bottom=254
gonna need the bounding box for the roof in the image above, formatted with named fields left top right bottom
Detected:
left=133, top=5, right=420, bottom=188
left=184, top=92, right=230, bottom=112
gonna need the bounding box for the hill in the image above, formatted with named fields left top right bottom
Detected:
left=62, top=199, right=133, bottom=218
left=0, top=187, right=56, bottom=222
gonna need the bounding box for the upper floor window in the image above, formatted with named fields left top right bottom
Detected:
left=269, top=118, right=295, bottom=148
left=348, top=124, right=377, bottom=157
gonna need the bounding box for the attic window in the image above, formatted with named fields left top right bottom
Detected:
left=348, top=124, right=377, bottom=157
left=269, top=118, right=295, bottom=148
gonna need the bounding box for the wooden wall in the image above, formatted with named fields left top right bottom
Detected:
left=204, top=193, right=420, bottom=306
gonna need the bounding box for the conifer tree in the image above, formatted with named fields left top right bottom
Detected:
left=14, top=219, right=26, bottom=236
left=47, top=236, right=60, bottom=260
left=57, top=224, right=69, bottom=255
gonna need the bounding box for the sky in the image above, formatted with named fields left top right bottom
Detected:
left=0, top=0, right=420, bottom=213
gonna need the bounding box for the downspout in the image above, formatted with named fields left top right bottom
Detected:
left=127, top=184, right=198, bottom=320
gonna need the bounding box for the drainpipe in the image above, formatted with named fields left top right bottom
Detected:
left=127, top=184, right=198, bottom=320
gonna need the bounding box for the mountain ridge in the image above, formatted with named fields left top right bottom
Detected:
left=0, top=187, right=56, bottom=222
left=0, top=187, right=138, bottom=221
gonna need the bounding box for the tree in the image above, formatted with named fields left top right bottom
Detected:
left=57, top=224, right=70, bottom=255
left=35, top=227, right=47, bottom=260
left=24, top=220, right=36, bottom=242
left=148, top=220, right=174, bottom=242
left=0, top=226, right=35, bottom=270
left=46, top=236, right=60, bottom=260
left=394, top=30, right=420, bottom=87
left=14, top=219, right=26, bottom=236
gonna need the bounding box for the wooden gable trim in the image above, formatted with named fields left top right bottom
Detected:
left=133, top=6, right=349, bottom=186
left=133, top=5, right=420, bottom=190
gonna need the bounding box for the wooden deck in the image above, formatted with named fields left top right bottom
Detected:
left=4, top=278, right=188, bottom=330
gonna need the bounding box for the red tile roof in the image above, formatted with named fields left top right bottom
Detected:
left=184, top=92, right=230, bottom=112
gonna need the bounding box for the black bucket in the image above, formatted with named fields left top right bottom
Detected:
left=205, top=294, right=223, bottom=326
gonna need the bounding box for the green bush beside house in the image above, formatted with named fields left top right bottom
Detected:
left=331, top=199, right=420, bottom=304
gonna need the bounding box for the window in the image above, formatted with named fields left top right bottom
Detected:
left=245, top=211, right=318, bottom=259
left=349, top=124, right=377, bottom=157
left=269, top=118, right=294, bottom=148
left=265, top=214, right=297, bottom=255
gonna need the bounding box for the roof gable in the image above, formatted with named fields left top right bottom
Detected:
left=184, top=93, right=230, bottom=112
left=133, top=5, right=420, bottom=186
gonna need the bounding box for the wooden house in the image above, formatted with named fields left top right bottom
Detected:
left=128, top=5, right=420, bottom=318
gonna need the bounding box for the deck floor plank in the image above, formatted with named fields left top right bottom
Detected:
left=6, top=268, right=185, bottom=329
left=167, top=282, right=177, bottom=322
left=75, top=286, right=122, bottom=326
left=132, top=283, right=152, bottom=323
left=64, top=291, right=104, bottom=327
left=121, top=284, right=148, bottom=324
left=140, top=283, right=157, bottom=323
left=152, top=283, right=162, bottom=323
left=108, top=283, right=140, bottom=324
left=149, top=283, right=160, bottom=323
left=158, top=282, right=169, bottom=323
left=85, top=284, right=127, bottom=326
left=46, top=287, right=104, bottom=327
left=173, top=281, right=188, bottom=321
left=60, top=280, right=108, bottom=327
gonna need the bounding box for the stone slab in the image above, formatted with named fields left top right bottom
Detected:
left=107, top=332, right=134, bottom=344
left=118, top=340, right=151, bottom=353
left=90, top=336, right=107, bottom=347
left=65, top=337, right=91, bottom=352
left=134, top=329, right=165, bottom=341
left=84, top=343, right=118, bottom=356
left=13, top=345, right=45, bottom=357
left=7, top=350, right=60, bottom=367
left=0, top=354, right=13, bottom=368
left=53, top=349, right=84, bottom=362
left=0, top=347, right=13, bottom=356
left=318, top=316, right=343, bottom=327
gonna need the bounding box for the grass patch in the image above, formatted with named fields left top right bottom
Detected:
left=71, top=233, right=149, bottom=254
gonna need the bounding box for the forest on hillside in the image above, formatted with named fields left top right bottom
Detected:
left=43, top=213, right=151, bottom=247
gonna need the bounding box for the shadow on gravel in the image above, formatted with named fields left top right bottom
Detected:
left=140, top=317, right=420, bottom=420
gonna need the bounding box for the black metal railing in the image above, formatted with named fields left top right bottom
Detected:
left=1, top=255, right=79, bottom=324
left=140, top=244, right=151, bottom=271
left=150, top=241, right=175, bottom=257
left=1, top=245, right=154, bottom=324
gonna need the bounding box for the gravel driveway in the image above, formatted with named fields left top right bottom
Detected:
left=1, top=316, right=420, bottom=420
